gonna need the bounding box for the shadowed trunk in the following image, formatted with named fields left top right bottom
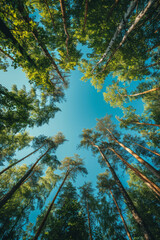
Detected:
left=0, top=147, right=52, bottom=209
left=93, top=143, right=154, bottom=240
left=109, top=189, right=132, bottom=240
left=83, top=0, right=89, bottom=32
left=59, top=0, right=70, bottom=55
left=86, top=199, right=93, bottom=240
left=133, top=142, right=160, bottom=157
left=33, top=170, right=70, bottom=240
left=0, top=144, right=45, bottom=176
left=103, top=126, right=160, bottom=179
left=16, top=3, right=66, bottom=84
left=43, top=0, right=55, bottom=28
left=108, top=147, right=160, bottom=197
left=0, top=18, right=35, bottom=66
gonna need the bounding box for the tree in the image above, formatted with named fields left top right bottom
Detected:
left=96, top=115, right=160, bottom=178
left=32, top=182, right=89, bottom=240
left=0, top=165, right=58, bottom=239
left=33, top=154, right=87, bottom=239
left=0, top=133, right=65, bottom=209
left=97, top=172, right=132, bottom=240
left=80, top=128, right=154, bottom=240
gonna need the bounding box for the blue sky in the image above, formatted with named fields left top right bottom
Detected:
left=0, top=57, right=138, bottom=225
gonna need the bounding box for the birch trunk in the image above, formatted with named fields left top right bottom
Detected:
left=103, top=0, right=156, bottom=71
left=92, top=0, right=137, bottom=72
left=123, top=87, right=159, bottom=97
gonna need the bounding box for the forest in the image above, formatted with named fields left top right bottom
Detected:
left=0, top=0, right=160, bottom=239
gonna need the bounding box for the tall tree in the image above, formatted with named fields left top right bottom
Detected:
left=33, top=154, right=87, bottom=239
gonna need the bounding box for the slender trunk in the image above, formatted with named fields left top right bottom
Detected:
left=109, top=189, right=132, bottom=240
left=132, top=121, right=160, bottom=127
left=92, top=0, right=137, bottom=72
left=43, top=0, right=55, bottom=28
left=106, top=0, right=120, bottom=22
left=102, top=0, right=156, bottom=71
left=59, top=0, right=70, bottom=55
left=83, top=0, right=89, bottom=32
left=123, top=87, right=159, bottom=97
left=144, top=62, right=160, bottom=68
left=86, top=200, right=93, bottom=240
left=94, top=144, right=154, bottom=240
left=0, top=147, right=51, bottom=209
left=133, top=142, right=160, bottom=157
left=0, top=144, right=45, bottom=176
left=147, top=42, right=160, bottom=52
left=0, top=18, right=35, bottom=67
left=108, top=147, right=160, bottom=197
left=0, top=47, right=15, bottom=61
left=104, top=126, right=160, bottom=178
left=33, top=170, right=70, bottom=240
left=17, top=4, right=66, bottom=84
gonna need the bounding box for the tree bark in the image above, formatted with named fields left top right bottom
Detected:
left=33, top=170, right=70, bottom=240
left=59, top=0, right=70, bottom=55
left=108, top=147, right=160, bottom=197
left=0, top=144, right=45, bottom=176
left=83, top=0, right=89, bottom=32
left=0, top=18, right=35, bottom=67
left=0, top=147, right=51, bottom=209
left=86, top=200, right=93, bottom=240
left=109, top=189, right=132, bottom=240
left=92, top=0, right=137, bottom=72
left=132, top=121, right=160, bottom=127
left=102, top=0, right=156, bottom=71
left=43, top=0, right=55, bottom=28
left=93, top=144, right=154, bottom=240
left=0, top=47, right=15, bottom=61
left=123, top=87, right=159, bottom=97
left=17, top=3, right=66, bottom=84
left=103, top=126, right=160, bottom=179
left=133, top=142, right=160, bottom=157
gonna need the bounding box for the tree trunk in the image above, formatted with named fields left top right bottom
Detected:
left=109, top=189, right=132, bottom=240
left=102, top=0, right=156, bottom=71
left=16, top=3, right=66, bottom=85
left=43, top=0, right=55, bottom=28
left=0, top=47, right=15, bottom=61
left=93, top=144, right=154, bottom=240
left=86, top=200, right=93, bottom=240
left=0, top=144, right=45, bottom=176
left=132, top=121, right=160, bottom=127
left=33, top=170, right=70, bottom=240
left=83, top=0, right=89, bottom=32
left=123, top=87, right=159, bottom=97
left=108, top=147, right=160, bottom=197
left=133, top=142, right=160, bottom=157
left=59, top=0, right=70, bottom=55
left=106, top=0, right=120, bottom=22
left=92, top=0, right=137, bottom=72
left=0, top=18, right=35, bottom=67
left=0, top=147, right=51, bottom=209
left=104, top=127, right=160, bottom=179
